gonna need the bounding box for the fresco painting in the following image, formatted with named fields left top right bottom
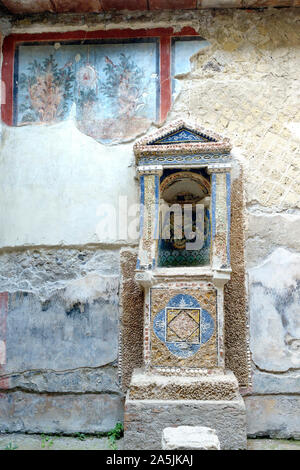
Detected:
left=14, top=36, right=207, bottom=144
left=171, top=37, right=209, bottom=100
left=15, top=39, right=159, bottom=144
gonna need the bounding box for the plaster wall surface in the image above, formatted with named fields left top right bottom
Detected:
left=0, top=248, right=124, bottom=432
left=0, top=7, right=300, bottom=437
left=0, top=122, right=138, bottom=248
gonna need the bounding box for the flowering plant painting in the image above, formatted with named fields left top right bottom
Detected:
left=76, top=52, right=151, bottom=143
left=100, top=53, right=146, bottom=119
left=75, top=64, right=99, bottom=121
left=18, top=54, right=75, bottom=124
left=16, top=42, right=158, bottom=143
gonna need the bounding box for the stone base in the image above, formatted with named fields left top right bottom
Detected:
left=124, top=396, right=247, bottom=450
left=124, top=368, right=247, bottom=450
left=128, top=368, right=240, bottom=401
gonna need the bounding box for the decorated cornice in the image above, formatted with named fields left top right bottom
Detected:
left=134, top=120, right=232, bottom=164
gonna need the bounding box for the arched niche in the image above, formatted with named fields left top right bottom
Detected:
left=158, top=169, right=211, bottom=267
left=134, top=119, right=232, bottom=277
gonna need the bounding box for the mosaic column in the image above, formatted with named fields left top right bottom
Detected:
left=135, top=165, right=162, bottom=369
left=208, top=164, right=231, bottom=272
left=208, top=163, right=231, bottom=368
left=136, top=165, right=162, bottom=271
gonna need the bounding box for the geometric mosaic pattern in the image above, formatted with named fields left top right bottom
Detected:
left=166, top=308, right=200, bottom=344
left=153, top=293, right=214, bottom=359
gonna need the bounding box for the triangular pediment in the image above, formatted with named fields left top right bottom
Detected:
left=134, top=119, right=232, bottom=163
left=134, top=119, right=230, bottom=149
left=149, top=127, right=216, bottom=145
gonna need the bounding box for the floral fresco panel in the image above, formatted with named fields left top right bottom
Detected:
left=14, top=39, right=159, bottom=144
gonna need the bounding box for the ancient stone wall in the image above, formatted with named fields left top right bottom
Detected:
left=0, top=248, right=124, bottom=433
left=0, top=7, right=299, bottom=437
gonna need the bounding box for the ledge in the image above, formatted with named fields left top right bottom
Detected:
left=2, top=0, right=299, bottom=16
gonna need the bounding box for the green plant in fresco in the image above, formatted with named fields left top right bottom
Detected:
left=19, top=54, right=75, bottom=124
left=100, top=53, right=146, bottom=119
left=75, top=63, right=99, bottom=120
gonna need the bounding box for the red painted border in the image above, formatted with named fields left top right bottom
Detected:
left=1, top=27, right=199, bottom=126
left=160, top=36, right=171, bottom=122
left=2, top=35, right=15, bottom=126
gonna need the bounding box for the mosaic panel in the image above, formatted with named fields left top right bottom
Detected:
left=139, top=153, right=232, bottom=166
left=211, top=171, right=231, bottom=268
left=137, top=173, right=159, bottom=269
left=150, top=287, right=217, bottom=369
left=166, top=308, right=200, bottom=343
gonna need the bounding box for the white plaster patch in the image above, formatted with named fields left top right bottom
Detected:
left=230, top=149, right=243, bottom=181
left=246, top=213, right=300, bottom=268
left=286, top=122, right=300, bottom=142
left=0, top=121, right=138, bottom=247
left=63, top=273, right=119, bottom=310
left=162, top=426, right=220, bottom=450
left=249, top=247, right=300, bottom=372
left=250, top=247, right=300, bottom=291
left=0, top=340, right=6, bottom=365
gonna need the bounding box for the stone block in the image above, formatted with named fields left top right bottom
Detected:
left=4, top=366, right=120, bottom=394
left=0, top=391, right=124, bottom=434
left=162, top=426, right=220, bottom=450
left=53, top=0, right=102, bottom=13
left=200, top=0, right=242, bottom=7
left=2, top=0, right=54, bottom=14
left=245, top=395, right=300, bottom=439
left=124, top=395, right=247, bottom=450
left=2, top=291, right=119, bottom=374
left=101, top=0, right=147, bottom=10
left=252, top=369, right=300, bottom=395
left=149, top=0, right=196, bottom=9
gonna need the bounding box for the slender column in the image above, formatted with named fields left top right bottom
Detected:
left=208, top=163, right=231, bottom=369
left=136, top=165, right=162, bottom=271
left=216, top=286, right=225, bottom=368
left=135, top=165, right=162, bottom=370
left=208, top=164, right=231, bottom=272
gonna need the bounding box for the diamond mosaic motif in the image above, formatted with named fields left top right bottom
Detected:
left=166, top=308, right=200, bottom=344
left=152, top=293, right=215, bottom=359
